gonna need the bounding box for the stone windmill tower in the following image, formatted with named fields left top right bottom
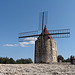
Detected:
left=18, top=11, right=70, bottom=64
left=35, top=26, right=57, bottom=63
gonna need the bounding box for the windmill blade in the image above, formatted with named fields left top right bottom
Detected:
left=48, top=29, right=70, bottom=38
left=19, top=30, right=38, bottom=38
left=18, top=34, right=40, bottom=42
left=18, top=30, right=39, bottom=42
left=39, top=11, right=48, bottom=31
left=45, top=11, right=48, bottom=26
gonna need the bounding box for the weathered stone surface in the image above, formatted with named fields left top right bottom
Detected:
left=0, top=63, right=75, bottom=75
left=34, top=26, right=57, bottom=63
left=35, top=37, right=57, bottom=63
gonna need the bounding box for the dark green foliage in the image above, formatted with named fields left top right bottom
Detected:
left=0, top=57, right=33, bottom=64
left=57, top=55, right=64, bottom=62
left=16, top=58, right=33, bottom=64
left=0, top=57, right=9, bottom=64
left=9, top=58, right=16, bottom=64
left=64, top=58, right=70, bottom=62
left=57, top=55, right=71, bottom=62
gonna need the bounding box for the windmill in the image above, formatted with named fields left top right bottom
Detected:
left=18, top=11, right=70, bottom=63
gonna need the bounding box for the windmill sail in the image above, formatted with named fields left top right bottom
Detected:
left=18, top=30, right=39, bottom=42
left=18, top=11, right=70, bottom=42
left=39, top=11, right=48, bottom=31
left=48, top=29, right=70, bottom=38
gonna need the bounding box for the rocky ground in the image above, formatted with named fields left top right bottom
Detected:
left=0, top=63, right=75, bottom=75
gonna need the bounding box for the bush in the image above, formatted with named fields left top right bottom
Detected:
left=57, top=55, right=64, bottom=62
left=9, top=58, right=16, bottom=64
left=57, top=55, right=71, bottom=62
left=0, top=57, right=33, bottom=64
left=16, top=58, right=33, bottom=64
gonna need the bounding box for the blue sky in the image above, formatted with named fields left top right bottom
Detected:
left=0, top=0, right=75, bottom=62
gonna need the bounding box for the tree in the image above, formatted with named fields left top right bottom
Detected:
left=57, top=55, right=64, bottom=62
left=0, top=57, right=3, bottom=63
left=9, top=58, right=15, bottom=64
left=0, top=57, right=33, bottom=64
left=65, top=58, right=70, bottom=62
left=16, top=58, right=25, bottom=64
left=25, top=58, right=33, bottom=64
left=1, top=57, right=9, bottom=64
left=16, top=58, right=33, bottom=64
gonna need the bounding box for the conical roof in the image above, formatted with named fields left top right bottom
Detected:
left=43, top=25, right=53, bottom=39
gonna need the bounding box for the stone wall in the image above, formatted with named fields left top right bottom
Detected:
left=35, top=36, right=57, bottom=63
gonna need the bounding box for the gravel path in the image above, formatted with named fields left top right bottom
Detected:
left=0, top=64, right=75, bottom=75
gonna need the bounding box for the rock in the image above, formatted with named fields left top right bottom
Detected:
left=0, top=63, right=75, bottom=75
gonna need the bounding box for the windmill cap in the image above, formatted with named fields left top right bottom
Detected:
left=44, top=25, right=53, bottom=39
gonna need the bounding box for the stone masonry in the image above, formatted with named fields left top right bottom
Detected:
left=35, top=26, right=57, bottom=63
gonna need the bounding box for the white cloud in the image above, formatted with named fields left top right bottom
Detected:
left=19, top=41, right=35, bottom=47
left=24, top=37, right=37, bottom=41
left=3, top=38, right=37, bottom=47
left=19, top=37, right=37, bottom=47
left=3, top=44, right=18, bottom=47
left=29, top=41, right=35, bottom=44
left=19, top=42, right=28, bottom=47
